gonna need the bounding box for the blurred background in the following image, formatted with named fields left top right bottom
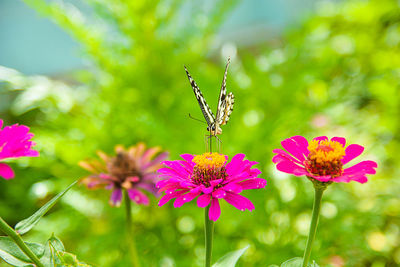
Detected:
left=0, top=0, right=399, bottom=266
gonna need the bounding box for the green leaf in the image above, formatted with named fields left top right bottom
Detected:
left=280, top=258, right=319, bottom=267
left=48, top=234, right=65, bottom=252
left=0, top=250, right=33, bottom=267
left=40, top=234, right=65, bottom=267
left=15, top=181, right=77, bottom=235
left=40, top=235, right=91, bottom=267
left=0, top=236, right=44, bottom=267
left=280, top=258, right=302, bottom=267
left=212, top=246, right=249, bottom=267
left=59, top=252, right=78, bottom=265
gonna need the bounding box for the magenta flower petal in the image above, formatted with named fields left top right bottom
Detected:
left=163, top=161, right=191, bottom=176
left=276, top=160, right=308, bottom=176
left=313, top=136, right=328, bottom=142
left=197, top=194, right=211, bottom=208
left=308, top=174, right=332, bottom=182
left=225, top=154, right=246, bottom=176
left=272, top=149, right=303, bottom=165
left=0, top=124, right=39, bottom=159
left=158, top=167, right=187, bottom=179
left=157, top=152, right=266, bottom=221
left=128, top=189, right=150, bottom=205
left=341, top=144, right=364, bottom=165
left=224, top=192, right=254, bottom=211
left=209, top=198, right=221, bottom=221
left=331, top=137, right=346, bottom=147
left=238, top=178, right=267, bottom=189
left=0, top=120, right=38, bottom=180
left=0, top=163, right=15, bottom=180
left=222, top=183, right=243, bottom=193
left=291, top=135, right=310, bottom=155
left=273, top=135, right=377, bottom=184
left=212, top=188, right=226, bottom=199
left=159, top=190, right=188, bottom=206
left=110, top=188, right=123, bottom=206
left=180, top=154, right=195, bottom=163
left=343, top=160, right=377, bottom=175
left=281, top=136, right=307, bottom=161
left=174, top=191, right=200, bottom=208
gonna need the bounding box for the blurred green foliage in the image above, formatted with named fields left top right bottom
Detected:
left=0, top=0, right=399, bottom=266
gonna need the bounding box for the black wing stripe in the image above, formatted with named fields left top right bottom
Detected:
left=184, top=66, right=215, bottom=127
left=216, top=58, right=230, bottom=124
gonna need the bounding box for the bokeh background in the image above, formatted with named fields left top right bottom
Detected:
left=0, top=0, right=399, bottom=266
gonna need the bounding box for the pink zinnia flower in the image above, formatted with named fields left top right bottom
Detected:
left=157, top=153, right=266, bottom=221
left=79, top=143, right=169, bottom=207
left=272, top=135, right=377, bottom=183
left=0, top=119, right=39, bottom=180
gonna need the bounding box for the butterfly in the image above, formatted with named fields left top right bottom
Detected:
left=184, top=58, right=234, bottom=136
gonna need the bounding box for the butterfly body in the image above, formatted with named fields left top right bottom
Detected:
left=184, top=58, right=234, bottom=136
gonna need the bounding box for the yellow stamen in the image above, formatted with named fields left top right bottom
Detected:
left=308, top=140, right=345, bottom=162
left=306, top=140, right=346, bottom=177
left=192, top=153, right=226, bottom=169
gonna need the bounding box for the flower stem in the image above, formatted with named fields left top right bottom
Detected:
left=302, top=181, right=327, bottom=267
left=124, top=193, right=140, bottom=267
left=204, top=205, right=214, bottom=267
left=0, top=217, right=44, bottom=267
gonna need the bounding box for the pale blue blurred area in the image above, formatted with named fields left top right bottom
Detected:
left=220, top=0, right=316, bottom=45
left=0, top=0, right=317, bottom=75
left=0, top=0, right=83, bottom=75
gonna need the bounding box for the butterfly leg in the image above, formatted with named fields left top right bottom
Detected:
left=204, top=134, right=210, bottom=152
left=215, top=136, right=222, bottom=153
left=205, top=134, right=219, bottom=152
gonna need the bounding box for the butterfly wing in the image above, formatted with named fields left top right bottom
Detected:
left=184, top=66, right=215, bottom=128
left=221, top=92, right=234, bottom=125
left=216, top=58, right=231, bottom=126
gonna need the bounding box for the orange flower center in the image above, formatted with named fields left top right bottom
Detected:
left=192, top=153, right=227, bottom=186
left=305, top=140, right=345, bottom=177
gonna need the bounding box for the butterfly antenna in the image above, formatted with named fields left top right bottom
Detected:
left=188, top=113, right=208, bottom=125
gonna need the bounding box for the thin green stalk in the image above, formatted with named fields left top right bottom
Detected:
left=204, top=205, right=214, bottom=267
left=124, top=193, right=140, bottom=267
left=0, top=217, right=44, bottom=267
left=302, top=182, right=327, bottom=267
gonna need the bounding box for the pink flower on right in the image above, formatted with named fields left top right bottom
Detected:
left=272, top=135, right=377, bottom=183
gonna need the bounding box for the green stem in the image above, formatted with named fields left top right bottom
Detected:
left=0, top=217, right=44, bottom=267
left=204, top=206, right=214, bottom=267
left=302, top=182, right=326, bottom=267
left=124, top=193, right=140, bottom=267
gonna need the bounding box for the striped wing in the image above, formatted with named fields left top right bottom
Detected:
left=184, top=66, right=215, bottom=127
left=220, top=92, right=234, bottom=125
left=215, top=58, right=230, bottom=125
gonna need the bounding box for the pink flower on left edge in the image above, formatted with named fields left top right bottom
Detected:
left=0, top=119, right=39, bottom=180
left=157, top=153, right=266, bottom=221
left=272, top=135, right=377, bottom=183
left=79, top=143, right=169, bottom=207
